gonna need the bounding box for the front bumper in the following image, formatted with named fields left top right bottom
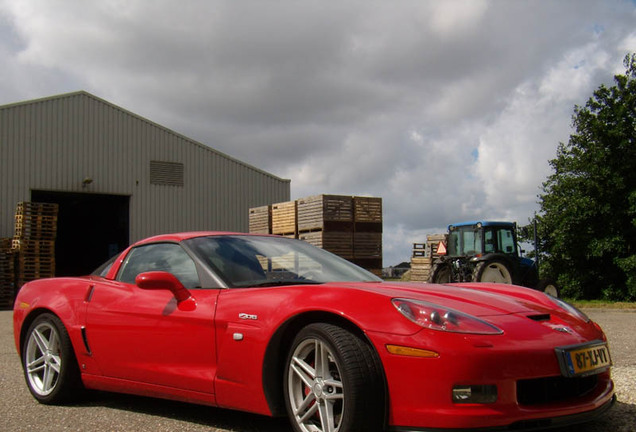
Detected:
left=368, top=326, right=615, bottom=430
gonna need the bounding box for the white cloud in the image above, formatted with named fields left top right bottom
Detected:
left=474, top=41, right=629, bottom=223
left=429, top=0, right=489, bottom=38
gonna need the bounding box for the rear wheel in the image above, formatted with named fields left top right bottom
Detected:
left=536, top=279, right=560, bottom=297
left=22, top=313, right=83, bottom=404
left=284, top=323, right=384, bottom=432
left=429, top=261, right=452, bottom=283
left=472, top=260, right=513, bottom=284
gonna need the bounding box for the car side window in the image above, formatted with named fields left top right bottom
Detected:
left=117, top=243, right=201, bottom=289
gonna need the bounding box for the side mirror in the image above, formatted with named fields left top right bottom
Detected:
left=135, top=271, right=196, bottom=311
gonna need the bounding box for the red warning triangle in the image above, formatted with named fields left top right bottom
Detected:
left=437, top=241, right=447, bottom=256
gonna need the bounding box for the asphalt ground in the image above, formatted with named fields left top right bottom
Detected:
left=0, top=309, right=634, bottom=432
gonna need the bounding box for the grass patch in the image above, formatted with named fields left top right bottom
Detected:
left=567, top=299, right=636, bottom=309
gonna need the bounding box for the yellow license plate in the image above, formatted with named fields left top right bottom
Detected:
left=556, top=342, right=611, bottom=377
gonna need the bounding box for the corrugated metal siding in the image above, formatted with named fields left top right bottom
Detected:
left=0, top=91, right=290, bottom=242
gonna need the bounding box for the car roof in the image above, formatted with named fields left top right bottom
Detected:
left=133, top=231, right=260, bottom=245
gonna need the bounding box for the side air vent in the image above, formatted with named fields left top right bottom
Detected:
left=527, top=314, right=551, bottom=321
left=150, top=160, right=184, bottom=187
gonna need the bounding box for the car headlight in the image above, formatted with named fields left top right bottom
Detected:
left=548, top=296, right=590, bottom=323
left=392, top=299, right=503, bottom=335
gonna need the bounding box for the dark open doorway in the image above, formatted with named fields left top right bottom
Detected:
left=31, top=191, right=129, bottom=276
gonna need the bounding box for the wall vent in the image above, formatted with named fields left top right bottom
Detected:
left=150, top=161, right=184, bottom=187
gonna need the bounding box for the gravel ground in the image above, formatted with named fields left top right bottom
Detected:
left=0, top=309, right=634, bottom=432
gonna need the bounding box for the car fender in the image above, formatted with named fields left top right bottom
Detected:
left=213, top=284, right=417, bottom=416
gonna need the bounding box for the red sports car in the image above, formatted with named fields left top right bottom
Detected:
left=13, top=232, right=614, bottom=431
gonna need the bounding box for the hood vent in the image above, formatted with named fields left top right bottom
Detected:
left=527, top=314, right=551, bottom=322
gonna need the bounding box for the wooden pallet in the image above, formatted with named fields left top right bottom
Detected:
left=14, top=214, right=58, bottom=223
left=18, top=266, right=55, bottom=281
left=0, top=257, right=13, bottom=277
left=14, top=202, right=59, bottom=239
left=15, top=216, right=57, bottom=233
left=14, top=214, right=58, bottom=239
left=15, top=202, right=59, bottom=217
left=15, top=213, right=58, bottom=223
left=17, top=253, right=55, bottom=263
left=249, top=205, right=272, bottom=234
left=12, top=239, right=55, bottom=253
left=0, top=285, right=14, bottom=309
left=272, top=201, right=298, bottom=236
left=0, top=239, right=15, bottom=284
left=297, top=195, right=353, bottom=232
left=0, top=265, right=15, bottom=302
left=299, top=231, right=354, bottom=259
left=18, top=261, right=55, bottom=271
left=410, top=256, right=433, bottom=282
left=410, top=234, right=448, bottom=282
left=14, top=227, right=57, bottom=240
left=412, top=243, right=429, bottom=257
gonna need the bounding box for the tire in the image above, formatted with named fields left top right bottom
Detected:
left=429, top=261, right=452, bottom=284
left=536, top=279, right=560, bottom=298
left=22, top=313, right=83, bottom=404
left=284, top=323, right=384, bottom=432
left=472, top=260, right=513, bottom=284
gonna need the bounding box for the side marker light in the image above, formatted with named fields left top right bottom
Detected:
left=386, top=345, right=439, bottom=358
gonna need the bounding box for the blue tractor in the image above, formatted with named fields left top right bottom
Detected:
left=428, top=221, right=560, bottom=297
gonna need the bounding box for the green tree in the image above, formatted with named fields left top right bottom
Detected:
left=537, top=54, right=636, bottom=300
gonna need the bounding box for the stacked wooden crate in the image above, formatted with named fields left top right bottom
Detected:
left=13, top=202, right=58, bottom=287
left=250, top=195, right=383, bottom=275
left=272, top=201, right=298, bottom=238
left=298, top=195, right=354, bottom=259
left=410, top=233, right=447, bottom=282
left=248, top=205, right=272, bottom=234
left=352, top=197, right=382, bottom=274
left=0, top=238, right=15, bottom=309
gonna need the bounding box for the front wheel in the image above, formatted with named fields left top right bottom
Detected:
left=22, top=313, right=83, bottom=404
left=284, top=323, right=384, bottom=432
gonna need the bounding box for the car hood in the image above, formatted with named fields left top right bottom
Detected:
left=326, top=281, right=557, bottom=318
left=319, top=281, right=600, bottom=341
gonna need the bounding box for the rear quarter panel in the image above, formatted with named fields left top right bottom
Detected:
left=13, top=277, right=95, bottom=357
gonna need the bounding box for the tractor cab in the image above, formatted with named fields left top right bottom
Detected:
left=447, top=221, right=518, bottom=258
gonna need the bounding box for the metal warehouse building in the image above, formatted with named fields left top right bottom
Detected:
left=0, top=91, right=290, bottom=276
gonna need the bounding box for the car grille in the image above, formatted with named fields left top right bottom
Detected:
left=517, top=375, right=598, bottom=405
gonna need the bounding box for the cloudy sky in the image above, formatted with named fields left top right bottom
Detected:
left=1, top=0, right=635, bottom=266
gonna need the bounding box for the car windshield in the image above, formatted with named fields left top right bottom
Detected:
left=184, top=235, right=381, bottom=288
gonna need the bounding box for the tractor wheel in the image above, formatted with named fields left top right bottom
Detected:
left=472, top=260, right=513, bottom=284
left=429, top=262, right=452, bottom=284
left=536, top=279, right=560, bottom=297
